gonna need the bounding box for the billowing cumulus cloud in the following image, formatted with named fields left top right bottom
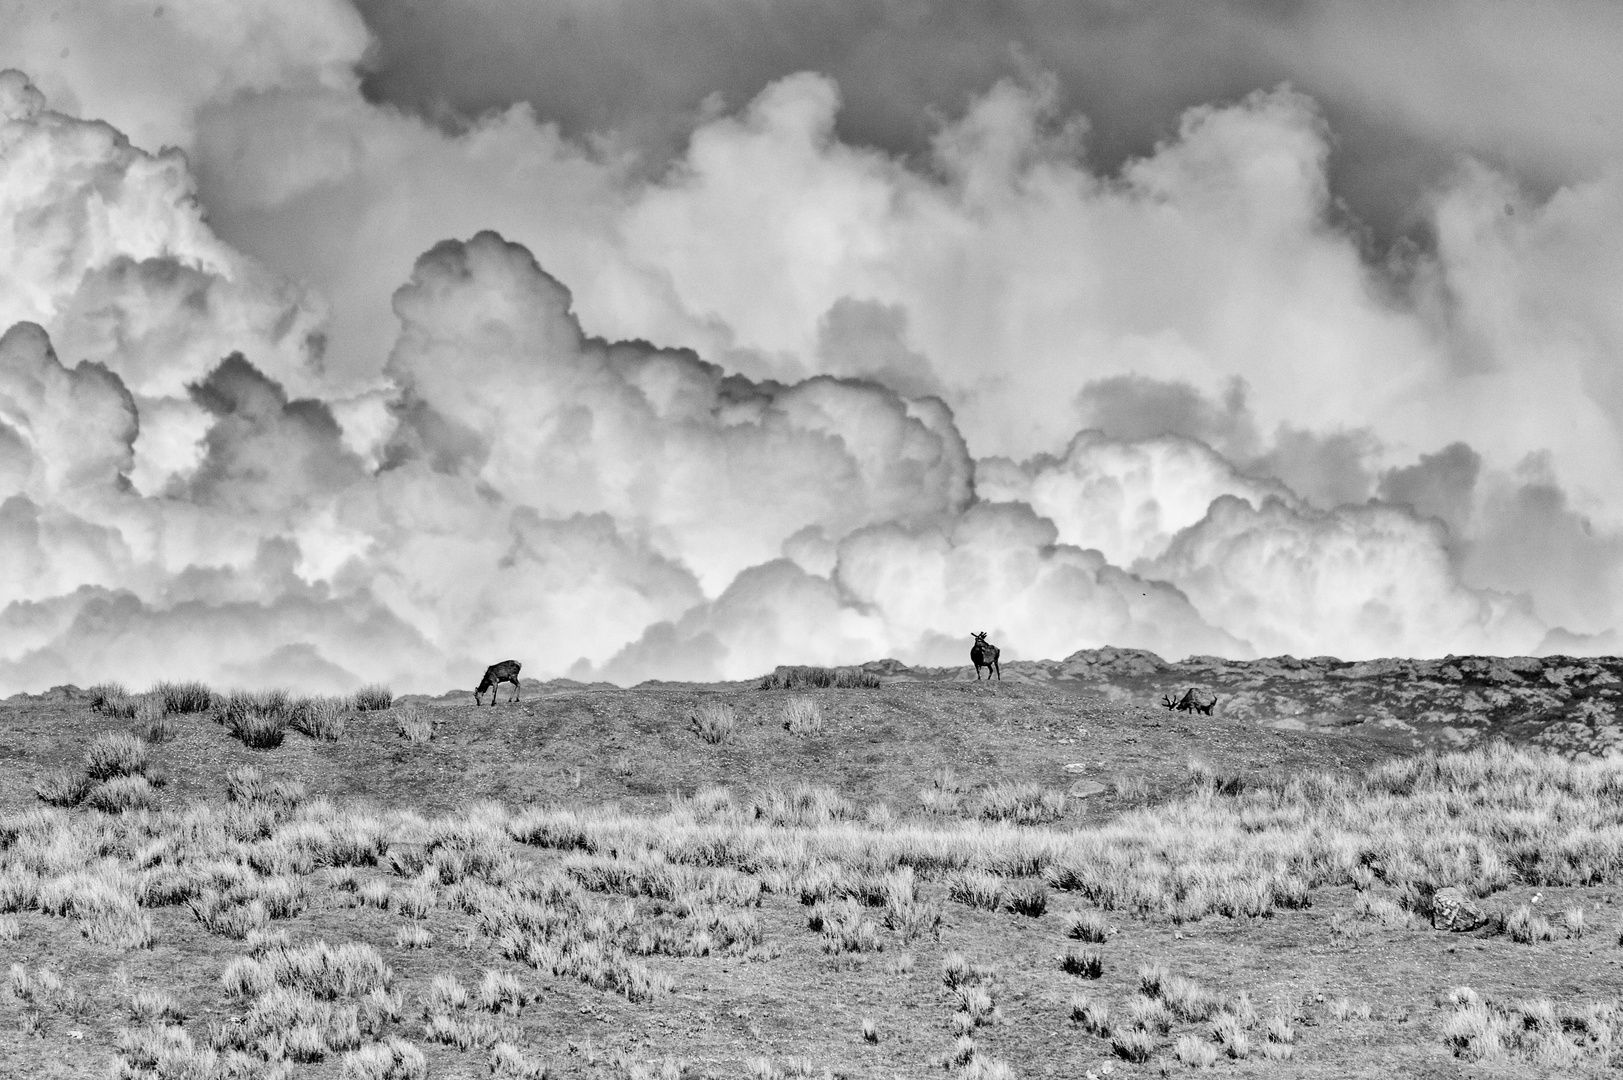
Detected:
left=3, top=3, right=1623, bottom=696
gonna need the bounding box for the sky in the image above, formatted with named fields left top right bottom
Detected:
left=2, top=0, right=1622, bottom=693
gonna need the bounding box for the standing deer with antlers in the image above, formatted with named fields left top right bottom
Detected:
left=475, top=660, right=522, bottom=705
left=970, top=632, right=1001, bottom=681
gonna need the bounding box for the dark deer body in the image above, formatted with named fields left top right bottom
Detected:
left=970, top=632, right=1001, bottom=681
left=475, top=660, right=522, bottom=705
left=1161, top=688, right=1217, bottom=715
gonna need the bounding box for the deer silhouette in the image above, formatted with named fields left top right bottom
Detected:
left=1161, top=688, right=1217, bottom=715
left=970, top=632, right=1001, bottom=681
left=475, top=660, right=522, bottom=705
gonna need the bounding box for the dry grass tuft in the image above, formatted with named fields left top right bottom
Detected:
left=690, top=701, right=738, bottom=744
left=780, top=697, right=823, bottom=736
left=86, top=774, right=162, bottom=814
left=154, top=680, right=214, bottom=714
left=34, top=767, right=93, bottom=807
left=290, top=695, right=349, bottom=740
left=353, top=685, right=394, bottom=712
left=1065, top=909, right=1109, bottom=943
left=1059, top=948, right=1103, bottom=979
left=394, top=706, right=435, bottom=743
left=85, top=731, right=150, bottom=780
left=974, top=782, right=1067, bottom=825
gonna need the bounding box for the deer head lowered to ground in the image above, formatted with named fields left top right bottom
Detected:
left=970, top=632, right=1001, bottom=682
left=1162, top=688, right=1217, bottom=715
left=475, top=660, right=522, bottom=706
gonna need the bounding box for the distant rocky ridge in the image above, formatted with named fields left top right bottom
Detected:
left=860, top=648, right=1623, bottom=758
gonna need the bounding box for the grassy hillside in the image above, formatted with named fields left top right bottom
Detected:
left=1, top=674, right=1620, bottom=1079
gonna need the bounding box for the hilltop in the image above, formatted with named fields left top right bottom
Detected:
left=0, top=671, right=1618, bottom=1080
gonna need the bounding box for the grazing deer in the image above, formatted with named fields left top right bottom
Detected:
left=1161, top=688, right=1217, bottom=715
left=475, top=660, right=522, bottom=705
left=970, top=632, right=1001, bottom=681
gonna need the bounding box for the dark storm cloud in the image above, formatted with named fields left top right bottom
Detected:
left=349, top=0, right=1623, bottom=239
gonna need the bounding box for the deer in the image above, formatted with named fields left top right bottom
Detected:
left=1161, top=688, right=1217, bottom=715
left=475, top=660, right=522, bottom=705
left=970, top=632, right=1001, bottom=681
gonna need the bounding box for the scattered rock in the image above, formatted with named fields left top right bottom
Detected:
left=1062, top=763, right=1090, bottom=774
left=1431, top=887, right=1487, bottom=932
left=1067, top=780, right=1106, bottom=799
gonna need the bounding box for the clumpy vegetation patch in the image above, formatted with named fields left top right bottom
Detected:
left=4, top=679, right=1623, bottom=1077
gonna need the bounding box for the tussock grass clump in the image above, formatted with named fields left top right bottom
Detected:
left=85, top=731, right=150, bottom=780
left=89, top=682, right=139, bottom=719
left=1328, top=997, right=1372, bottom=1022
left=393, top=706, right=435, bottom=743
left=353, top=685, right=393, bottom=712
left=128, top=989, right=184, bottom=1023
left=85, top=775, right=161, bottom=814
left=1004, top=879, right=1047, bottom=917
left=34, top=767, right=93, bottom=807
left=690, top=701, right=738, bottom=744
left=218, top=691, right=288, bottom=749
left=780, top=697, right=823, bottom=735
left=290, top=695, right=349, bottom=740
left=225, top=764, right=305, bottom=807
left=1564, top=906, right=1586, bottom=939
left=974, top=782, right=1067, bottom=825
left=758, top=665, right=881, bottom=690
left=0, top=915, right=18, bottom=942
left=154, top=680, right=213, bottom=714
left=135, top=709, right=177, bottom=744
left=1129, top=994, right=1175, bottom=1034
left=947, top=869, right=1004, bottom=910
left=1506, top=904, right=1557, bottom=944
left=1111, top=1028, right=1155, bottom=1063
left=1066, top=909, right=1109, bottom=942
left=1162, top=975, right=1222, bottom=1022
left=342, top=1036, right=427, bottom=1079
left=489, top=1041, right=549, bottom=1079
left=1060, top=948, right=1103, bottom=979
left=808, top=897, right=884, bottom=953
left=1071, top=993, right=1111, bottom=1036
left=1174, top=1033, right=1218, bottom=1068
left=394, top=925, right=433, bottom=949
left=476, top=970, right=531, bottom=1013
left=1138, top=962, right=1171, bottom=998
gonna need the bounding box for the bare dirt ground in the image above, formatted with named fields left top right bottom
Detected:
left=2, top=674, right=1620, bottom=1079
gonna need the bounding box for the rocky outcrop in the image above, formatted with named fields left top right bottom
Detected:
left=863, top=650, right=1623, bottom=756
left=1430, top=887, right=1488, bottom=932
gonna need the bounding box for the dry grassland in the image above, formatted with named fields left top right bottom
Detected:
left=2, top=678, right=1621, bottom=1078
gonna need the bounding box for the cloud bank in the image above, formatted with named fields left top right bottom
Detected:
left=1, top=1, right=1622, bottom=692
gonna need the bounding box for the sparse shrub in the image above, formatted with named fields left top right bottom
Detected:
left=85, top=731, right=150, bottom=780
left=354, top=685, right=393, bottom=712
left=975, top=782, right=1067, bottom=824
left=290, top=695, right=348, bottom=740
left=155, top=681, right=213, bottom=714
left=691, top=701, right=738, bottom=744
left=86, top=774, right=161, bottom=813
left=1112, top=1028, right=1156, bottom=1063
left=394, top=706, right=434, bottom=743
left=1066, top=909, right=1109, bottom=943
left=947, top=870, right=1004, bottom=910
left=1060, top=949, right=1103, bottom=979
left=34, top=768, right=93, bottom=807
left=1005, top=880, right=1048, bottom=917
left=781, top=697, right=823, bottom=735
left=1174, top=1033, right=1218, bottom=1068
